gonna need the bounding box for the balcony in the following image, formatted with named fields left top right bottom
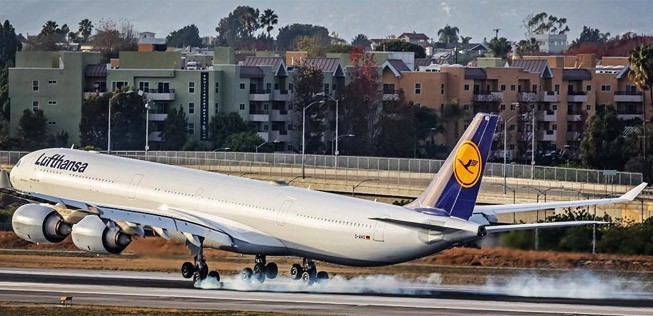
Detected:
left=567, top=91, right=587, bottom=103
left=518, top=92, right=537, bottom=103
left=614, top=91, right=644, bottom=103
left=270, top=109, right=290, bottom=121
left=617, top=114, right=645, bottom=120
left=144, top=89, right=176, bottom=101
left=567, top=114, right=583, bottom=121
left=148, top=131, right=162, bottom=142
left=257, top=131, right=269, bottom=141
left=566, top=131, right=581, bottom=142
left=538, top=130, right=557, bottom=142
left=147, top=113, right=168, bottom=122
left=249, top=112, right=270, bottom=122
left=472, top=91, right=503, bottom=102
left=540, top=91, right=558, bottom=103
left=270, top=130, right=291, bottom=142
left=536, top=110, right=557, bottom=122
left=250, top=89, right=271, bottom=102
left=83, top=90, right=107, bottom=99
left=383, top=89, right=401, bottom=101
left=273, top=89, right=292, bottom=102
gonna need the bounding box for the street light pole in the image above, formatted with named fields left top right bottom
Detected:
left=503, top=114, right=519, bottom=194
left=531, top=103, right=536, bottom=179
left=107, top=95, right=112, bottom=153
left=145, top=101, right=150, bottom=155
left=302, top=100, right=324, bottom=179
left=335, top=98, right=339, bottom=156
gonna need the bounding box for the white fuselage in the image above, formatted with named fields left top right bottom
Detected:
left=10, top=149, right=475, bottom=266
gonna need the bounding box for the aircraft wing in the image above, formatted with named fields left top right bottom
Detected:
left=484, top=221, right=606, bottom=233
left=473, top=182, right=647, bottom=215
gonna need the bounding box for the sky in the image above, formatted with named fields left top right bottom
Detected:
left=2, top=0, right=651, bottom=44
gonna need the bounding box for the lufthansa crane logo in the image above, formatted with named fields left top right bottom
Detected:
left=453, top=140, right=482, bottom=188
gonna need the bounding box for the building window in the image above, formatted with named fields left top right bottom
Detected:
left=48, top=100, right=57, bottom=105
left=48, top=121, right=56, bottom=125
left=440, top=83, right=445, bottom=94
left=586, top=104, right=591, bottom=111
left=510, top=84, right=516, bottom=91
left=554, top=84, right=560, bottom=92
left=532, top=84, right=537, bottom=93
left=500, top=104, right=505, bottom=110
left=240, top=83, right=245, bottom=90
left=415, top=83, right=421, bottom=95
left=215, top=82, right=220, bottom=93
left=601, top=84, right=611, bottom=92
left=586, top=85, right=592, bottom=91
left=32, top=80, right=39, bottom=92
left=240, top=103, right=245, bottom=111
left=324, top=83, right=330, bottom=94
left=510, top=103, right=516, bottom=111
left=500, top=84, right=506, bottom=91
left=189, top=81, right=195, bottom=93
left=274, top=83, right=279, bottom=90
left=464, top=84, right=470, bottom=91
left=215, top=102, right=220, bottom=114
left=139, top=81, right=149, bottom=92
left=509, top=124, right=515, bottom=131
left=187, top=123, right=195, bottom=135
left=112, top=81, right=129, bottom=91
left=553, top=124, right=557, bottom=130
left=48, top=80, right=57, bottom=85
left=463, top=104, right=469, bottom=110
left=189, top=102, right=195, bottom=114
left=332, top=83, right=337, bottom=91
left=32, top=101, right=39, bottom=111
left=263, top=124, right=269, bottom=131
left=289, top=83, right=294, bottom=91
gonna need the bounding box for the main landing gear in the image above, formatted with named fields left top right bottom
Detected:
left=240, top=254, right=278, bottom=283
left=290, top=258, right=329, bottom=286
left=180, top=239, right=220, bottom=283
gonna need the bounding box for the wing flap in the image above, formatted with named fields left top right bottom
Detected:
left=485, top=221, right=606, bottom=233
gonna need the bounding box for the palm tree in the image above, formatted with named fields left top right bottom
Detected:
left=488, top=37, right=512, bottom=59
left=78, top=19, right=93, bottom=43
left=628, top=44, right=653, bottom=157
left=515, top=38, right=540, bottom=57
left=437, top=25, right=460, bottom=43
left=460, top=36, right=472, bottom=44
left=442, top=101, right=466, bottom=142
left=239, top=7, right=260, bottom=38
left=259, top=9, right=278, bottom=38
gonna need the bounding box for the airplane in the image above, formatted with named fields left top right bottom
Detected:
left=4, top=113, right=646, bottom=286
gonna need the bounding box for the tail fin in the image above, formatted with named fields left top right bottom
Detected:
left=406, top=113, right=498, bottom=220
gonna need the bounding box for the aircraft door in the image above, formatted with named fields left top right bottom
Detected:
left=276, top=200, right=293, bottom=226
left=373, top=221, right=385, bottom=242
left=127, top=174, right=143, bottom=200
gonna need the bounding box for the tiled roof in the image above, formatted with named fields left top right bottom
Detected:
left=511, top=60, right=547, bottom=74
left=464, top=68, right=487, bottom=80
left=563, top=69, right=592, bottom=81
left=414, top=58, right=434, bottom=69
left=239, top=66, right=264, bottom=78
left=400, top=32, right=430, bottom=40
left=243, top=56, right=284, bottom=74
left=387, top=59, right=411, bottom=72
left=304, top=58, right=343, bottom=75
left=432, top=43, right=487, bottom=51
left=85, top=64, right=106, bottom=77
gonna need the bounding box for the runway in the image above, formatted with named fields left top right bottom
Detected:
left=0, top=268, right=651, bottom=315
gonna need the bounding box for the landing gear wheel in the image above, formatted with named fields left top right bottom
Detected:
left=208, top=271, right=220, bottom=281
left=241, top=267, right=253, bottom=281
left=265, top=262, right=278, bottom=279
left=301, top=271, right=315, bottom=286
left=198, top=264, right=209, bottom=280
left=290, top=263, right=303, bottom=280
left=181, top=262, right=194, bottom=279
left=253, top=263, right=266, bottom=282
left=316, top=271, right=329, bottom=281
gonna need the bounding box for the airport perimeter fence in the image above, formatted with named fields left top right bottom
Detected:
left=108, top=150, right=644, bottom=187
left=0, top=150, right=643, bottom=187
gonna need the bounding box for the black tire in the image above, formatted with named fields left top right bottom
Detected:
left=199, top=264, right=209, bottom=280
left=301, top=271, right=314, bottom=286
left=241, top=267, right=253, bottom=281
left=265, top=262, right=278, bottom=279
left=181, top=262, right=194, bottom=279
left=316, top=271, right=329, bottom=280
left=253, top=263, right=266, bottom=283
left=290, top=263, right=303, bottom=280
left=208, top=270, right=220, bottom=282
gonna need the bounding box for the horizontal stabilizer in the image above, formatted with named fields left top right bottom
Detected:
left=485, top=221, right=606, bottom=234
left=370, top=216, right=486, bottom=237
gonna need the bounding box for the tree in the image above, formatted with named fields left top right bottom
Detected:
left=437, top=25, right=460, bottom=43
left=0, top=20, right=22, bottom=123
left=276, top=23, right=329, bottom=51
left=580, top=105, right=636, bottom=170
left=26, top=20, right=69, bottom=51
left=292, top=62, right=325, bottom=154
left=224, top=131, right=267, bottom=152
left=488, top=37, right=512, bottom=59
left=166, top=24, right=202, bottom=48
left=17, top=109, right=48, bottom=150
left=460, top=36, right=472, bottom=44
left=259, top=9, right=278, bottom=38
left=293, top=34, right=330, bottom=57
left=79, top=93, right=109, bottom=149
left=215, top=6, right=262, bottom=49
left=523, top=12, right=570, bottom=35
left=351, top=34, right=372, bottom=48
left=629, top=44, right=653, bottom=116
left=92, top=19, right=138, bottom=62
left=160, top=106, right=188, bottom=150
left=442, top=101, right=466, bottom=142
left=378, top=96, right=415, bottom=157
left=78, top=19, right=93, bottom=43
left=208, top=112, right=254, bottom=149
left=570, top=26, right=611, bottom=49
left=374, top=40, right=426, bottom=58
left=515, top=38, right=540, bottom=57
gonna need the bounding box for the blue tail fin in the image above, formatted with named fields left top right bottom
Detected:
left=406, top=113, right=498, bottom=220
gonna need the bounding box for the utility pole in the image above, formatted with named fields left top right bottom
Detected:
left=492, top=28, right=501, bottom=39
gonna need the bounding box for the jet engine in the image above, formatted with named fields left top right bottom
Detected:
left=71, top=215, right=132, bottom=254
left=12, top=204, right=72, bottom=244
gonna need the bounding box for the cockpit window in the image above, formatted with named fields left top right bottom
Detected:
left=15, top=159, right=21, bottom=168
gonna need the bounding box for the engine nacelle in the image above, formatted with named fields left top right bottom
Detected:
left=12, top=204, right=72, bottom=244
left=71, top=216, right=132, bottom=255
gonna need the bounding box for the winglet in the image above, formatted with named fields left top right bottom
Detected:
left=620, top=182, right=647, bottom=201
left=0, top=170, right=13, bottom=189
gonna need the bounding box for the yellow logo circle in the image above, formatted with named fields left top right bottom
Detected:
left=453, top=140, right=482, bottom=188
